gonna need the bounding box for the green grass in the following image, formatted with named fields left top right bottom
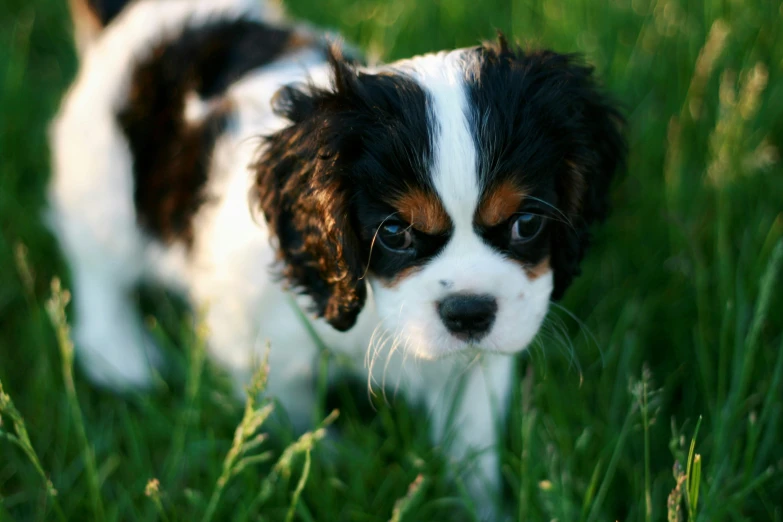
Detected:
left=1, top=0, right=782, bottom=520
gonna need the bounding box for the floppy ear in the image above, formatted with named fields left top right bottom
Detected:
left=474, top=36, right=626, bottom=299
left=547, top=53, right=626, bottom=299
left=487, top=41, right=626, bottom=299
left=253, top=49, right=368, bottom=331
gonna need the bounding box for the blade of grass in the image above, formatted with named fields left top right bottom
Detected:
left=202, top=351, right=274, bottom=522
left=667, top=461, right=686, bottom=522
left=738, top=239, right=782, bottom=395
left=580, top=459, right=603, bottom=522
left=252, top=409, right=339, bottom=513
left=389, top=474, right=426, bottom=522
left=585, top=401, right=635, bottom=522
left=642, top=369, right=652, bottom=522
left=518, top=365, right=537, bottom=521
left=45, top=278, right=105, bottom=521
left=0, top=379, right=65, bottom=521
left=284, top=448, right=312, bottom=522
left=145, top=479, right=170, bottom=522
left=685, top=416, right=702, bottom=520
left=752, top=335, right=783, bottom=475
left=164, top=312, right=209, bottom=483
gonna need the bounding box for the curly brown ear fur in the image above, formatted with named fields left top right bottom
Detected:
left=253, top=48, right=369, bottom=331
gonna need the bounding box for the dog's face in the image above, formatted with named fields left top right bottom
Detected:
left=255, top=36, right=625, bottom=359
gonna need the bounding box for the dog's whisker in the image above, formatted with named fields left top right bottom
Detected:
left=382, top=329, right=406, bottom=405
left=549, top=301, right=602, bottom=363
left=394, top=331, right=416, bottom=399
left=371, top=327, right=396, bottom=386
left=359, top=212, right=400, bottom=281
left=366, top=323, right=392, bottom=401
left=369, top=301, right=409, bottom=404
left=365, top=321, right=385, bottom=369
left=380, top=331, right=397, bottom=401
left=539, top=321, right=570, bottom=362
left=535, top=313, right=585, bottom=381
left=524, top=195, right=575, bottom=230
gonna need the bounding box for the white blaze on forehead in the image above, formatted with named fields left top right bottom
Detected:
left=394, top=51, right=478, bottom=231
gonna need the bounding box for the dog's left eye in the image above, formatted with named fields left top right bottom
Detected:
left=377, top=222, right=414, bottom=252
left=510, top=213, right=544, bottom=244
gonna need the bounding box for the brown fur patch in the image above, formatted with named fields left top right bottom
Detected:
left=392, top=188, right=450, bottom=235
left=119, top=20, right=315, bottom=248
left=477, top=180, right=527, bottom=227
left=525, top=256, right=551, bottom=281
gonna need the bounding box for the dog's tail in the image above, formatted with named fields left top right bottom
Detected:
left=67, top=0, right=130, bottom=56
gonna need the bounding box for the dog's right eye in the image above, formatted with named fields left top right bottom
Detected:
left=377, top=222, right=414, bottom=252
left=510, top=212, right=545, bottom=245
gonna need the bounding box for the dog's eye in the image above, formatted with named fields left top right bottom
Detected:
left=510, top=213, right=544, bottom=244
left=377, top=222, right=414, bottom=252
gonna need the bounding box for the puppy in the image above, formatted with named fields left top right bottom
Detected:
left=49, top=0, right=626, bottom=514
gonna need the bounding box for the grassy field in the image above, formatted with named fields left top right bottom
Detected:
left=1, top=0, right=782, bottom=520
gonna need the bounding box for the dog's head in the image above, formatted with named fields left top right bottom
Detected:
left=254, top=36, right=626, bottom=359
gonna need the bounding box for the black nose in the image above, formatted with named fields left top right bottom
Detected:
left=437, top=294, right=498, bottom=341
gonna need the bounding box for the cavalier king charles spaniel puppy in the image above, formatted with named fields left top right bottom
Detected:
left=49, top=0, right=625, bottom=514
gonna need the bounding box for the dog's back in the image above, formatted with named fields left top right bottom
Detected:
left=64, top=0, right=282, bottom=54
left=47, top=0, right=330, bottom=388
left=49, top=0, right=281, bottom=261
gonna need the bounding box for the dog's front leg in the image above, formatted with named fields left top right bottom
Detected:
left=421, top=354, right=514, bottom=520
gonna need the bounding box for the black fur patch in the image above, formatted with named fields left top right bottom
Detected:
left=254, top=49, right=435, bottom=330
left=119, top=19, right=316, bottom=246
left=466, top=34, right=627, bottom=298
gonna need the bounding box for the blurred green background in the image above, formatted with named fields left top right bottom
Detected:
left=1, top=0, right=782, bottom=520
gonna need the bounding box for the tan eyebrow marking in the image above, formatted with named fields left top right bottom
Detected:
left=392, top=187, right=450, bottom=235
left=476, top=179, right=528, bottom=227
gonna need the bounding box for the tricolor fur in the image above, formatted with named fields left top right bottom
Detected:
left=49, top=0, right=626, bottom=515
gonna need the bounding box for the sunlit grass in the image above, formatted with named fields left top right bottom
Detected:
left=1, top=0, right=781, bottom=520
